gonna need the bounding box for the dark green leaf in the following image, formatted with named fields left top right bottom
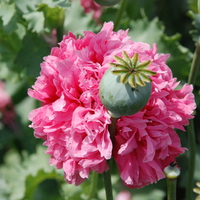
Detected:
left=37, top=4, right=65, bottom=32
left=14, top=32, right=50, bottom=79
left=128, top=17, right=193, bottom=83
left=0, top=22, right=26, bottom=80
left=24, top=169, right=64, bottom=200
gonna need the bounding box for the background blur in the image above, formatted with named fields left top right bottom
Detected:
left=0, top=0, right=200, bottom=199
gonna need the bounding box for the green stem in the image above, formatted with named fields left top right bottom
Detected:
left=164, top=162, right=180, bottom=200
left=188, top=36, right=200, bottom=85
left=103, top=160, right=114, bottom=200
left=167, top=179, right=177, bottom=200
left=102, top=115, right=118, bottom=200
left=108, top=116, right=118, bottom=142
left=185, top=34, right=200, bottom=200
left=56, top=9, right=65, bottom=42
left=186, top=120, right=196, bottom=200
left=114, top=0, right=128, bottom=31
left=88, top=172, right=99, bottom=199
left=56, top=25, right=64, bottom=43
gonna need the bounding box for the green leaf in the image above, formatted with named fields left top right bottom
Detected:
left=21, top=0, right=70, bottom=34
left=0, top=177, right=10, bottom=200
left=37, top=3, right=65, bottom=32
left=125, top=0, right=157, bottom=20
left=128, top=17, right=193, bottom=83
left=0, top=149, right=26, bottom=200
left=0, top=23, right=25, bottom=54
left=0, top=22, right=26, bottom=80
left=128, top=17, right=163, bottom=46
left=159, top=34, right=193, bottom=82
left=188, top=10, right=200, bottom=43
left=39, top=0, right=70, bottom=8
left=188, top=0, right=198, bottom=14
left=15, top=0, right=70, bottom=14
left=24, top=169, right=64, bottom=200
left=23, top=11, right=45, bottom=34
left=0, top=3, right=18, bottom=33
left=64, top=0, right=100, bottom=36
left=0, top=146, right=64, bottom=200
left=14, top=32, right=50, bottom=79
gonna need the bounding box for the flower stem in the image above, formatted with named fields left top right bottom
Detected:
left=188, top=36, right=200, bottom=85
left=164, top=162, right=180, bottom=200
left=88, top=171, right=99, bottom=199
left=108, top=116, right=118, bottom=142
left=185, top=35, right=200, bottom=200
left=102, top=116, right=118, bottom=200
left=103, top=160, right=114, bottom=200
left=56, top=25, right=64, bottom=43
left=186, top=120, right=196, bottom=200
left=56, top=9, right=65, bottom=42
left=114, top=0, right=128, bottom=31
left=166, top=179, right=177, bottom=200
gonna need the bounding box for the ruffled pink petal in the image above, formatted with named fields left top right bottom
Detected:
left=28, top=22, right=196, bottom=187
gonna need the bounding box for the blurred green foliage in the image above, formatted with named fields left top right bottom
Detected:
left=0, top=0, right=200, bottom=199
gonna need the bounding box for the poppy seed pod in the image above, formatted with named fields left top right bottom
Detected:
left=100, top=51, right=156, bottom=118
left=100, top=67, right=152, bottom=118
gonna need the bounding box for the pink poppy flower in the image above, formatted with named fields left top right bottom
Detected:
left=80, top=0, right=102, bottom=21
left=113, top=46, right=196, bottom=188
left=28, top=22, right=196, bottom=187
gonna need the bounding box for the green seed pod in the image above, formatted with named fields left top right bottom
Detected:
left=100, top=67, right=152, bottom=118
left=99, top=51, right=156, bottom=118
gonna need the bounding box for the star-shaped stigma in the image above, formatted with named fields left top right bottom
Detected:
left=110, top=51, right=156, bottom=88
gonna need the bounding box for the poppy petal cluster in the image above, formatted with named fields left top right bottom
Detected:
left=80, top=0, right=102, bottom=21
left=28, top=22, right=196, bottom=188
